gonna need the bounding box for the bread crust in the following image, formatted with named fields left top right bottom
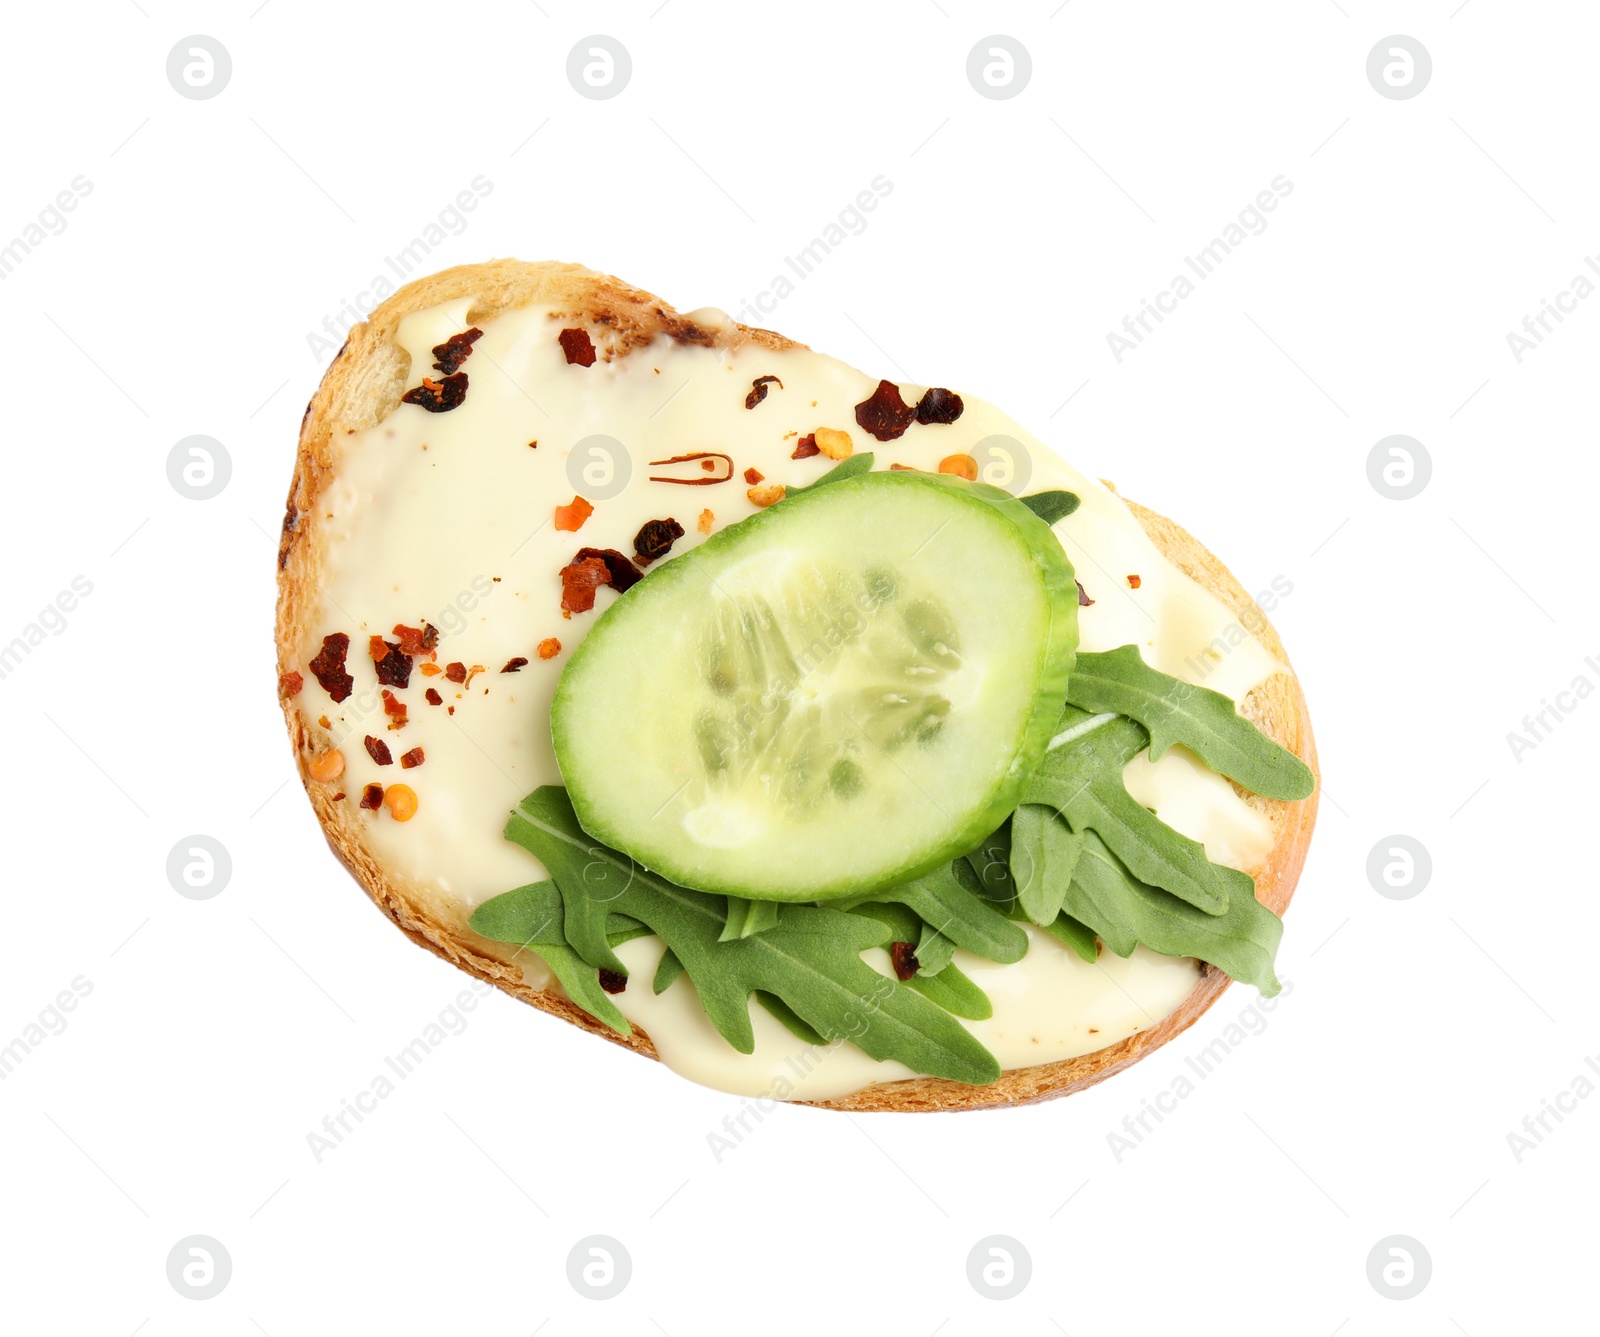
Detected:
left=275, top=259, right=1318, bottom=1114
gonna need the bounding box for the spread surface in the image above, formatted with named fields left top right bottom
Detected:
left=296, top=295, right=1283, bottom=1099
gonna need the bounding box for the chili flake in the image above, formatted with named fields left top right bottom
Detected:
left=537, top=637, right=562, bottom=660
left=501, top=657, right=529, bottom=673
left=559, top=327, right=597, bottom=366
left=744, top=374, right=783, bottom=409
left=360, top=783, right=384, bottom=810
left=554, top=496, right=595, bottom=531
left=400, top=747, right=425, bottom=769
left=278, top=671, right=303, bottom=699
left=392, top=623, right=439, bottom=657
left=380, top=689, right=408, bottom=729
left=371, top=638, right=412, bottom=688
left=854, top=378, right=916, bottom=442
left=559, top=555, right=612, bottom=614
left=430, top=327, right=482, bottom=374
left=633, top=517, right=685, bottom=565
left=889, top=942, right=920, bottom=981
left=574, top=547, right=642, bottom=592
left=914, top=387, right=964, bottom=425
left=308, top=633, right=354, bottom=703
left=401, top=373, right=468, bottom=413
left=425, top=688, right=443, bottom=705
left=364, top=735, right=393, bottom=766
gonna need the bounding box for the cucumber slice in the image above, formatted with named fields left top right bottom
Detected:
left=552, top=470, right=1078, bottom=901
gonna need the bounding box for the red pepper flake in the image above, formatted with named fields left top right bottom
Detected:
left=400, top=373, right=469, bottom=413
left=854, top=379, right=916, bottom=442
left=791, top=434, right=820, bottom=460
left=419, top=662, right=443, bottom=677
left=889, top=942, right=920, bottom=981
left=914, top=387, right=965, bottom=425
left=430, top=327, right=482, bottom=374
left=371, top=638, right=412, bottom=688
left=648, top=451, right=734, bottom=485
left=558, top=555, right=612, bottom=615
left=308, top=633, right=354, bottom=703
left=1077, top=581, right=1095, bottom=607
left=528, top=440, right=538, bottom=449
left=392, top=623, right=439, bottom=658
left=598, top=969, right=628, bottom=995
left=1126, top=574, right=1142, bottom=589
left=360, top=783, right=385, bottom=810
left=318, top=715, right=331, bottom=729
left=380, top=689, right=408, bottom=729
left=744, top=467, right=764, bottom=485
left=400, top=746, right=425, bottom=769
left=444, top=661, right=467, bottom=683
left=574, top=546, right=643, bottom=592
left=364, top=735, right=393, bottom=766
left=463, top=664, right=486, bottom=689
left=278, top=671, right=303, bottom=699
left=633, top=517, right=685, bottom=565
left=501, top=657, right=529, bottom=673
left=744, top=374, right=783, bottom=409
left=554, top=496, right=595, bottom=532
left=331, top=791, right=345, bottom=802
left=537, top=637, right=562, bottom=660
left=559, top=327, right=597, bottom=367
left=425, top=687, right=443, bottom=705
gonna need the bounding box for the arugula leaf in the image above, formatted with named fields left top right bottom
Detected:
left=467, top=882, right=633, bottom=1034
left=1018, top=490, right=1082, bottom=524
left=1025, top=708, right=1232, bottom=916
left=907, top=961, right=992, bottom=1020
left=1037, top=911, right=1099, bottom=963
left=495, top=788, right=999, bottom=1083
left=1008, top=803, right=1084, bottom=926
left=847, top=901, right=954, bottom=977
left=1064, top=832, right=1282, bottom=995
left=914, top=922, right=955, bottom=976
left=785, top=452, right=875, bottom=497
left=962, top=826, right=1019, bottom=912
left=721, top=897, right=781, bottom=942
left=536, top=941, right=633, bottom=1033
left=1067, top=645, right=1314, bottom=801
left=653, top=948, right=684, bottom=995
left=845, top=860, right=1028, bottom=964
left=755, top=992, right=827, bottom=1045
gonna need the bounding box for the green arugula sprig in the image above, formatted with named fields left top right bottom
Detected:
left=1066, top=645, right=1314, bottom=800
left=473, top=787, right=1001, bottom=1084
left=1018, top=490, right=1081, bottom=524
left=1062, top=832, right=1283, bottom=995
left=1023, top=707, right=1237, bottom=916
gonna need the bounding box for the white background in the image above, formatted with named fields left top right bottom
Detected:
left=2, top=2, right=1593, bottom=1333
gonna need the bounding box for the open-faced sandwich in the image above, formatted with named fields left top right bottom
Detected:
left=275, top=259, right=1317, bottom=1111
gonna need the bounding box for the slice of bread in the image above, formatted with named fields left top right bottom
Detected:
left=276, top=259, right=1318, bottom=1113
